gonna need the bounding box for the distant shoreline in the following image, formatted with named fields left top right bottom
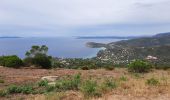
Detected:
left=0, top=36, right=22, bottom=39
left=76, top=36, right=138, bottom=39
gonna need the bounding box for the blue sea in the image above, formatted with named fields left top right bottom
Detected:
left=0, top=37, right=120, bottom=58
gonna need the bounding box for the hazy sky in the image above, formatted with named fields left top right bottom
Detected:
left=0, top=0, right=170, bottom=37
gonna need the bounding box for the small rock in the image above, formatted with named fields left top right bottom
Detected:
left=41, top=76, right=59, bottom=82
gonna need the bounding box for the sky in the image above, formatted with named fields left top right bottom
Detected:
left=0, top=0, right=170, bottom=37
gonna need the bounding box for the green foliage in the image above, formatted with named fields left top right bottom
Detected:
left=146, top=78, right=160, bottom=86
left=51, top=59, right=64, bottom=68
left=132, top=73, right=143, bottom=79
left=99, top=79, right=117, bottom=93
left=7, top=85, right=33, bottom=94
left=0, top=79, right=4, bottom=83
left=52, top=58, right=116, bottom=70
left=23, top=57, right=33, bottom=67
left=0, top=55, right=23, bottom=68
left=0, top=90, right=8, bottom=97
left=0, top=74, right=119, bottom=98
left=25, top=45, right=48, bottom=57
left=24, top=45, right=52, bottom=69
left=81, top=66, right=89, bottom=70
left=0, top=56, right=5, bottom=66
left=154, top=64, right=170, bottom=70
left=104, top=79, right=117, bottom=89
left=33, top=54, right=51, bottom=69
left=45, top=85, right=56, bottom=92
left=128, top=60, right=151, bottom=73
left=55, top=74, right=81, bottom=91
left=80, top=80, right=101, bottom=97
left=38, top=80, right=49, bottom=87
left=119, top=76, right=128, bottom=81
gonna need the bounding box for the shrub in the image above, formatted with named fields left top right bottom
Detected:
left=24, top=45, right=52, bottom=69
left=38, top=80, right=49, bottom=87
left=45, top=85, right=56, bottom=92
left=146, top=78, right=160, bottom=86
left=80, top=80, right=101, bottom=97
left=128, top=60, right=151, bottom=73
left=23, top=57, right=34, bottom=67
left=119, top=76, right=128, bottom=81
left=81, top=66, right=89, bottom=70
left=51, top=59, right=64, bottom=68
left=0, top=90, right=8, bottom=97
left=7, top=85, right=33, bottom=94
left=132, top=73, right=143, bottom=79
left=33, top=54, right=52, bottom=69
left=7, top=85, right=23, bottom=93
left=99, top=79, right=117, bottom=93
left=0, top=79, right=4, bottom=83
left=0, top=55, right=23, bottom=68
left=104, top=79, right=116, bottom=89
left=155, top=64, right=170, bottom=70
left=0, top=56, right=5, bottom=66
left=55, top=74, right=81, bottom=91
left=20, top=86, right=34, bottom=94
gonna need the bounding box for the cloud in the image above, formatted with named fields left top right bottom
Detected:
left=0, top=0, right=170, bottom=36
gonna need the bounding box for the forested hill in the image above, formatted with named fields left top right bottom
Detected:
left=110, top=32, right=170, bottom=47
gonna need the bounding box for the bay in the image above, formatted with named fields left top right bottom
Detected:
left=0, top=37, right=120, bottom=58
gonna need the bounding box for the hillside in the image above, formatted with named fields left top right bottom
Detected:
left=96, top=32, right=170, bottom=65
left=111, top=32, right=170, bottom=47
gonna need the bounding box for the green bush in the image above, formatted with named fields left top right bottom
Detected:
left=128, top=60, right=151, bottom=73
left=24, top=54, right=52, bottom=69
left=23, top=57, right=34, bottom=67
left=0, top=56, right=5, bottom=66
left=7, top=85, right=33, bottom=94
left=33, top=54, right=52, bottom=69
left=38, top=80, right=49, bottom=87
left=55, top=74, right=81, bottom=91
left=132, top=73, right=143, bottom=79
left=0, top=79, right=4, bottom=83
left=0, top=90, right=8, bottom=97
left=119, top=76, right=128, bottom=81
left=99, top=79, right=117, bottom=93
left=154, top=64, right=170, bottom=70
left=80, top=80, right=101, bottom=97
left=51, top=59, right=64, bottom=68
left=146, top=78, right=160, bottom=86
left=0, top=55, right=23, bottom=68
left=103, top=79, right=116, bottom=89
left=81, top=66, right=89, bottom=70
left=45, top=85, right=56, bottom=92
left=24, top=45, right=52, bottom=69
left=20, top=86, right=34, bottom=94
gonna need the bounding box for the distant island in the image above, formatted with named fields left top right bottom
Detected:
left=0, top=36, right=22, bottom=39
left=76, top=36, right=139, bottom=39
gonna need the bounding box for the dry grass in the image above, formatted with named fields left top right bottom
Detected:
left=0, top=67, right=170, bottom=100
